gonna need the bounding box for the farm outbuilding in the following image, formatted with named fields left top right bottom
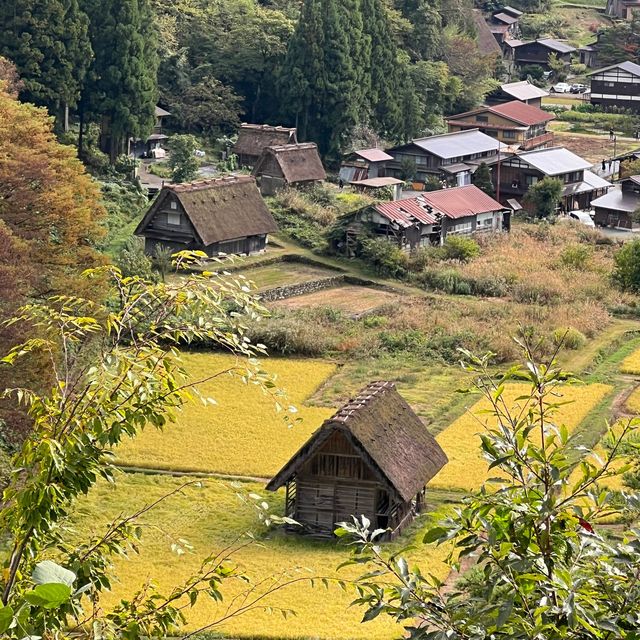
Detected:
left=252, top=143, right=326, bottom=195
left=232, top=124, right=298, bottom=168
left=266, top=381, right=448, bottom=539
left=134, top=176, right=278, bottom=257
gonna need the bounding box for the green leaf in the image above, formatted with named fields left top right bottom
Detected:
left=32, top=560, right=76, bottom=587
left=0, top=606, right=13, bottom=633
left=423, top=527, right=448, bottom=544
left=24, top=583, right=72, bottom=609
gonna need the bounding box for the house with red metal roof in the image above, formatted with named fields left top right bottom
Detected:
left=347, top=185, right=509, bottom=251
left=447, top=100, right=555, bottom=151
left=339, top=148, right=395, bottom=183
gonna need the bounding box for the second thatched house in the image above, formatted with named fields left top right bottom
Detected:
left=134, top=176, right=278, bottom=257
left=232, top=124, right=298, bottom=168
left=252, top=143, right=326, bottom=195
left=266, top=381, right=448, bottom=539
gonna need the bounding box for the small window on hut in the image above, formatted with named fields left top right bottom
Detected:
left=167, top=211, right=181, bottom=226
left=170, top=200, right=177, bottom=210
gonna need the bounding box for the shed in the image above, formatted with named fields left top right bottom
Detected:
left=592, top=175, right=640, bottom=229
left=134, top=176, right=278, bottom=257
left=266, top=381, right=448, bottom=538
left=252, top=143, right=326, bottom=195
left=232, top=124, right=298, bottom=168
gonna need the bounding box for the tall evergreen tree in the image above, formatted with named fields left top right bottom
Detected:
left=361, top=0, right=403, bottom=139
left=81, top=0, right=159, bottom=161
left=279, top=0, right=361, bottom=158
left=0, top=0, right=91, bottom=128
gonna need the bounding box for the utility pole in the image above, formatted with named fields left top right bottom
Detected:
left=496, top=140, right=502, bottom=204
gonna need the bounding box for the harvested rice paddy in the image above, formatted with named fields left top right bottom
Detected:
left=270, top=285, right=400, bottom=314
left=74, top=473, right=451, bottom=639
left=116, top=353, right=337, bottom=477
left=620, top=347, right=640, bottom=374
left=431, top=382, right=613, bottom=491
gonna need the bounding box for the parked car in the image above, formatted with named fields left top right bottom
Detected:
left=568, top=210, right=596, bottom=227
left=570, top=83, right=587, bottom=93
left=551, top=82, right=571, bottom=93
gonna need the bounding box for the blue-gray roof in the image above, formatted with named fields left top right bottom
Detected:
left=410, top=129, right=505, bottom=159
left=588, top=60, right=640, bottom=77
left=513, top=147, right=591, bottom=175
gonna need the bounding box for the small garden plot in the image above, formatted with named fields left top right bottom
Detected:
left=73, top=473, right=451, bottom=640
left=116, top=353, right=337, bottom=477
left=621, top=347, right=640, bottom=374
left=552, top=132, right=638, bottom=164
left=431, top=383, right=612, bottom=492
left=239, top=262, right=340, bottom=290
left=271, top=285, right=400, bottom=314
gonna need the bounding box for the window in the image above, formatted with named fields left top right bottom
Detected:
left=416, top=155, right=427, bottom=165
left=605, top=81, right=615, bottom=88
left=503, top=130, right=517, bottom=139
left=167, top=211, right=181, bottom=225
left=476, top=115, right=489, bottom=123
left=170, top=200, right=177, bottom=210
left=525, top=175, right=539, bottom=186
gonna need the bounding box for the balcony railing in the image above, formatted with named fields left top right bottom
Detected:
left=521, top=132, right=554, bottom=150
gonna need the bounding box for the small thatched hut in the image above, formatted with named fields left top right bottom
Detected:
left=134, top=176, right=278, bottom=257
left=232, top=124, right=298, bottom=168
left=252, top=143, right=326, bottom=195
left=266, top=381, right=448, bottom=539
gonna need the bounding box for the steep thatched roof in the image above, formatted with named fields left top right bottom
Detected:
left=472, top=10, right=502, bottom=57
left=135, top=176, right=277, bottom=245
left=267, top=381, right=448, bottom=501
left=233, top=124, right=298, bottom=158
left=253, top=143, right=327, bottom=184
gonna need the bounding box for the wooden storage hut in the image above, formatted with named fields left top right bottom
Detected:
left=232, top=124, right=298, bottom=168
left=252, top=143, right=327, bottom=195
left=266, top=381, right=448, bottom=539
left=134, top=176, right=278, bottom=257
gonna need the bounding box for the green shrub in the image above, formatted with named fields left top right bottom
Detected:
left=247, top=316, right=331, bottom=355
left=359, top=238, right=408, bottom=277
left=553, top=326, right=587, bottom=350
left=420, top=267, right=470, bottom=294
left=558, top=243, right=593, bottom=269
left=440, top=235, right=481, bottom=262
left=613, top=238, right=640, bottom=292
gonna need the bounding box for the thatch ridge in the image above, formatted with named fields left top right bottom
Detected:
left=135, top=176, right=277, bottom=246
left=253, top=143, right=326, bottom=184
left=233, top=124, right=298, bottom=158
left=267, top=381, right=448, bottom=501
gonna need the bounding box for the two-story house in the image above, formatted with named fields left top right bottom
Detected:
left=447, top=100, right=554, bottom=151
left=495, top=147, right=611, bottom=211
left=588, top=61, right=640, bottom=112
left=383, top=129, right=505, bottom=188
left=512, top=38, right=576, bottom=71
left=490, top=7, right=522, bottom=47
left=486, top=80, right=549, bottom=108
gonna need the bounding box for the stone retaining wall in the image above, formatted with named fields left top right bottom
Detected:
left=260, top=276, right=345, bottom=301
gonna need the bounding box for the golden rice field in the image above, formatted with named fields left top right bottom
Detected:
left=431, top=383, right=613, bottom=491
left=74, top=473, right=450, bottom=639
left=116, top=353, right=337, bottom=477
left=626, top=386, right=640, bottom=414
left=621, top=348, right=640, bottom=374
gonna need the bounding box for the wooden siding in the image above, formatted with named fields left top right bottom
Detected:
left=591, top=68, right=640, bottom=112
left=514, top=42, right=572, bottom=68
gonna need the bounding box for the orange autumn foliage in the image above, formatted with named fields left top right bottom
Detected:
left=0, top=88, right=105, bottom=299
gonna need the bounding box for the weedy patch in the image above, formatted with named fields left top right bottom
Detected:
left=431, top=383, right=612, bottom=491
left=116, top=353, right=337, bottom=477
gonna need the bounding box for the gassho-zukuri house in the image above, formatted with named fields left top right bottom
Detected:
left=134, top=176, right=278, bottom=257
left=266, top=381, right=448, bottom=539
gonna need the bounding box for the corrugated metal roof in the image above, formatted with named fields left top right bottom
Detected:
left=591, top=188, right=639, bottom=213
left=351, top=177, right=403, bottom=187
left=587, top=60, right=640, bottom=78
left=155, top=105, right=171, bottom=117
left=412, top=129, right=504, bottom=159
left=420, top=185, right=504, bottom=219
left=562, top=171, right=611, bottom=196
left=354, top=148, right=394, bottom=162
left=537, top=38, right=576, bottom=54
left=500, top=81, right=548, bottom=101
left=502, top=5, right=523, bottom=16
left=490, top=100, right=554, bottom=125
left=375, top=197, right=438, bottom=227
left=494, top=12, right=519, bottom=24
left=515, top=147, right=592, bottom=175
